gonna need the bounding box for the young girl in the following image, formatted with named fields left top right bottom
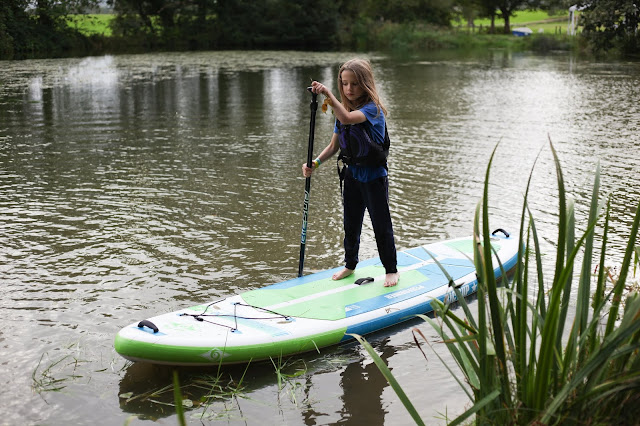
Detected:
left=302, top=58, right=399, bottom=288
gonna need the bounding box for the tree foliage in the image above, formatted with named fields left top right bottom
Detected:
left=495, top=0, right=540, bottom=33
left=105, top=0, right=458, bottom=50
left=577, top=0, right=640, bottom=53
left=216, top=0, right=342, bottom=49
left=106, top=0, right=343, bottom=50
left=362, top=0, right=455, bottom=26
left=1, top=0, right=638, bottom=59
left=0, top=0, right=99, bottom=59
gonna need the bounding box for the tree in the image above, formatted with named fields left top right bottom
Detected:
left=214, top=0, right=341, bottom=49
left=107, top=0, right=341, bottom=50
left=577, top=0, right=640, bottom=53
left=0, top=0, right=98, bottom=59
left=495, top=0, right=540, bottom=33
left=362, top=0, right=454, bottom=26
left=108, top=0, right=218, bottom=48
left=35, top=0, right=101, bottom=29
left=477, top=0, right=499, bottom=33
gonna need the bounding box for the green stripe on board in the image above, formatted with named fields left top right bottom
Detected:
left=243, top=269, right=427, bottom=321
left=242, top=264, right=386, bottom=307
left=445, top=239, right=474, bottom=254
left=114, top=327, right=347, bottom=365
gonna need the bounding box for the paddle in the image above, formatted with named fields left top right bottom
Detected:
left=298, top=87, right=318, bottom=277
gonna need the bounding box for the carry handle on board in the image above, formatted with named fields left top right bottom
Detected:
left=298, top=87, right=318, bottom=277
left=138, top=320, right=159, bottom=333
left=491, top=228, right=510, bottom=238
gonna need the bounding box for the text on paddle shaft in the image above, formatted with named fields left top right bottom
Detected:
left=300, top=190, right=310, bottom=244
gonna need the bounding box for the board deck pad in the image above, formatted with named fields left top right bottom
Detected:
left=114, top=233, right=520, bottom=366
left=242, top=268, right=429, bottom=320
left=241, top=238, right=483, bottom=321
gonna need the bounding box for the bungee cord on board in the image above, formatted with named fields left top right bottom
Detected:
left=178, top=300, right=292, bottom=332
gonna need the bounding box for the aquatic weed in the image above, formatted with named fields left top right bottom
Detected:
left=270, top=356, right=310, bottom=406
left=32, top=351, right=88, bottom=394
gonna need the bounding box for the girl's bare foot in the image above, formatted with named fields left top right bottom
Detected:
left=332, top=268, right=354, bottom=280
left=384, top=272, right=399, bottom=287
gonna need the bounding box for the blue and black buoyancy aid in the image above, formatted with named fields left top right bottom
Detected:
left=336, top=120, right=390, bottom=168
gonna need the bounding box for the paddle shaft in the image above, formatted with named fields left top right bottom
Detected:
left=298, top=88, right=318, bottom=277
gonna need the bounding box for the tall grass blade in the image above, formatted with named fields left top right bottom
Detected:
left=521, top=205, right=547, bottom=411
left=172, top=370, right=187, bottom=426
left=348, top=334, right=425, bottom=426
left=527, top=205, right=546, bottom=316
left=556, top=198, right=575, bottom=354
left=473, top=201, right=491, bottom=397
left=424, top=248, right=478, bottom=330
left=514, top=147, right=541, bottom=378
left=593, top=197, right=611, bottom=312
left=577, top=162, right=601, bottom=335
left=357, top=142, right=640, bottom=425
left=419, top=303, right=481, bottom=389
left=588, top=197, right=612, bottom=358
left=533, top=139, right=568, bottom=410
left=605, top=198, right=640, bottom=335
left=567, top=166, right=602, bottom=375
left=479, top=144, right=510, bottom=408
left=490, top=242, right=517, bottom=357
left=412, top=322, right=476, bottom=399
left=542, top=295, right=640, bottom=423
left=448, top=389, right=501, bottom=426
left=537, top=206, right=597, bottom=405
left=549, top=139, right=567, bottom=297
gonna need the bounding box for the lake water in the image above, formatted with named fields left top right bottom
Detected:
left=1, top=50, right=638, bottom=425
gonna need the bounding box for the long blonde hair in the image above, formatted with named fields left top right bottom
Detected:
left=337, top=59, right=387, bottom=117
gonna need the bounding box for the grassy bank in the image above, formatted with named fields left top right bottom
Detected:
left=364, top=21, right=576, bottom=53
left=69, top=10, right=576, bottom=38
left=66, top=11, right=578, bottom=56
left=458, top=10, right=578, bottom=34
left=67, top=14, right=113, bottom=37
left=357, top=10, right=580, bottom=52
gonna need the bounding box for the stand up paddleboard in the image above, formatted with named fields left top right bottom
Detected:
left=114, top=230, right=520, bottom=366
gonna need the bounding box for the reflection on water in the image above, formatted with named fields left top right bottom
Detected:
left=0, top=50, right=638, bottom=425
left=338, top=337, right=394, bottom=425
left=115, top=336, right=399, bottom=425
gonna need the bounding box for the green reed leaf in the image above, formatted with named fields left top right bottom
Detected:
left=348, top=334, right=425, bottom=426
left=172, top=370, right=187, bottom=426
